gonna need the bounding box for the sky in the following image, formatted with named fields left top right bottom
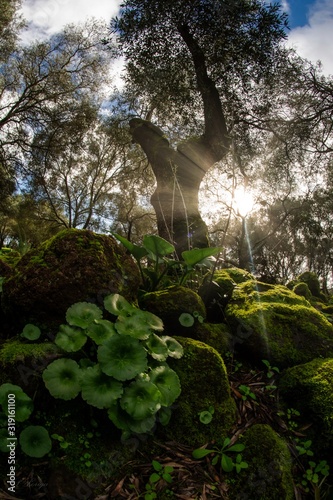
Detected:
left=19, top=0, right=333, bottom=76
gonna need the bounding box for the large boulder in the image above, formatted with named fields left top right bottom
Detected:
left=279, top=357, right=333, bottom=453
left=1, top=229, right=140, bottom=332
left=164, top=337, right=236, bottom=447
left=225, top=280, right=333, bottom=368
left=231, top=424, right=294, bottom=500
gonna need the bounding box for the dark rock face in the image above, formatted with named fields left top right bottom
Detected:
left=1, top=229, right=140, bottom=332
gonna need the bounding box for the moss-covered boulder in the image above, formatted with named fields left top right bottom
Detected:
left=297, top=271, right=321, bottom=298
left=279, top=358, right=333, bottom=452
left=139, top=286, right=206, bottom=330
left=199, top=268, right=255, bottom=322
left=293, top=281, right=312, bottom=300
left=231, top=424, right=294, bottom=500
left=1, top=229, right=140, bottom=331
left=182, top=322, right=232, bottom=357
left=225, top=280, right=333, bottom=368
left=163, top=337, right=236, bottom=447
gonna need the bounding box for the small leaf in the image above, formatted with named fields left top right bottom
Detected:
left=112, top=233, right=148, bottom=261
left=163, top=473, right=173, bottom=483
left=221, top=453, right=234, bottom=472
left=149, top=472, right=161, bottom=483
left=199, top=411, right=213, bottom=424
left=152, top=460, right=163, bottom=472
left=21, top=324, right=41, bottom=340
left=228, top=443, right=245, bottom=453
left=179, top=313, right=194, bottom=327
left=192, top=448, right=215, bottom=459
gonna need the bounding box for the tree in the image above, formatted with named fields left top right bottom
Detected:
left=112, top=0, right=288, bottom=254
left=0, top=19, right=113, bottom=177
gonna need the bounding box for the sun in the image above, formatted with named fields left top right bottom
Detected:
left=233, top=188, right=255, bottom=217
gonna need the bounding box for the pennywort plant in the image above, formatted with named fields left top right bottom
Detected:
left=113, top=233, right=222, bottom=292
left=42, top=294, right=183, bottom=438
left=0, top=383, right=52, bottom=458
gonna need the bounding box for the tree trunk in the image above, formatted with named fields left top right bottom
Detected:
left=129, top=24, right=230, bottom=255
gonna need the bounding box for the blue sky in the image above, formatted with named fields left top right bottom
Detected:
left=20, top=0, right=333, bottom=75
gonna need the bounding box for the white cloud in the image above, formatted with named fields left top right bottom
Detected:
left=287, top=0, right=333, bottom=76
left=20, top=0, right=121, bottom=43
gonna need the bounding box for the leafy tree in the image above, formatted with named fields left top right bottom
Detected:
left=0, top=19, right=113, bottom=177
left=112, top=0, right=289, bottom=254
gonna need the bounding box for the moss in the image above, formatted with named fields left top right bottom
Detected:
left=220, top=267, right=254, bottom=284
left=186, top=322, right=232, bottom=356
left=0, top=248, right=21, bottom=267
left=293, top=282, right=312, bottom=300
left=139, top=285, right=206, bottom=330
left=163, top=337, right=236, bottom=447
left=0, top=339, right=60, bottom=365
left=230, top=424, right=293, bottom=500
left=297, top=271, right=321, bottom=298
left=225, top=280, right=333, bottom=368
left=279, top=358, right=333, bottom=452
left=2, top=229, right=140, bottom=330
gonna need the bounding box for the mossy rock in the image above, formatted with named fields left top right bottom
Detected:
left=186, top=322, right=232, bottom=356
left=163, top=337, right=236, bottom=447
left=230, top=424, right=293, bottom=500
left=293, top=282, right=312, bottom=300
left=297, top=271, right=321, bottom=298
left=139, top=285, right=206, bottom=330
left=219, top=267, right=254, bottom=284
left=1, top=229, right=140, bottom=331
left=279, top=358, right=333, bottom=452
left=0, top=338, right=62, bottom=390
left=225, top=280, right=333, bottom=368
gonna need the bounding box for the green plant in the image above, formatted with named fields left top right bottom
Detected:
left=41, top=294, right=183, bottom=438
left=51, top=433, right=70, bottom=449
left=193, top=437, right=248, bottom=473
left=301, top=460, right=330, bottom=499
left=296, top=439, right=314, bottom=457
left=113, top=233, right=222, bottom=291
left=144, top=460, right=174, bottom=500
left=198, top=405, right=215, bottom=424
left=21, top=324, right=41, bottom=341
left=238, top=384, right=257, bottom=401
left=262, top=359, right=280, bottom=378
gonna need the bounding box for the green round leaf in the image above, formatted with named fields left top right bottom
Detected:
left=0, top=383, right=34, bottom=422
left=134, top=310, right=164, bottom=331
left=120, top=380, right=161, bottom=420
left=199, top=411, right=213, bottom=424
left=104, top=294, right=134, bottom=316
left=42, top=358, right=81, bottom=400
left=157, top=406, right=172, bottom=426
left=162, top=336, right=184, bottom=359
left=145, top=334, right=168, bottom=361
left=108, top=403, right=156, bottom=434
left=149, top=365, right=181, bottom=407
left=81, top=365, right=123, bottom=409
left=19, top=425, right=52, bottom=458
left=66, top=302, right=102, bottom=328
left=85, top=319, right=116, bottom=345
left=21, top=324, right=41, bottom=340
left=179, top=313, right=194, bottom=327
left=98, top=334, right=147, bottom=381
left=115, top=313, right=152, bottom=340
left=55, top=324, right=87, bottom=352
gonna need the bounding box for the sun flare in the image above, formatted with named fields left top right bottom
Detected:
left=233, top=188, right=255, bottom=217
